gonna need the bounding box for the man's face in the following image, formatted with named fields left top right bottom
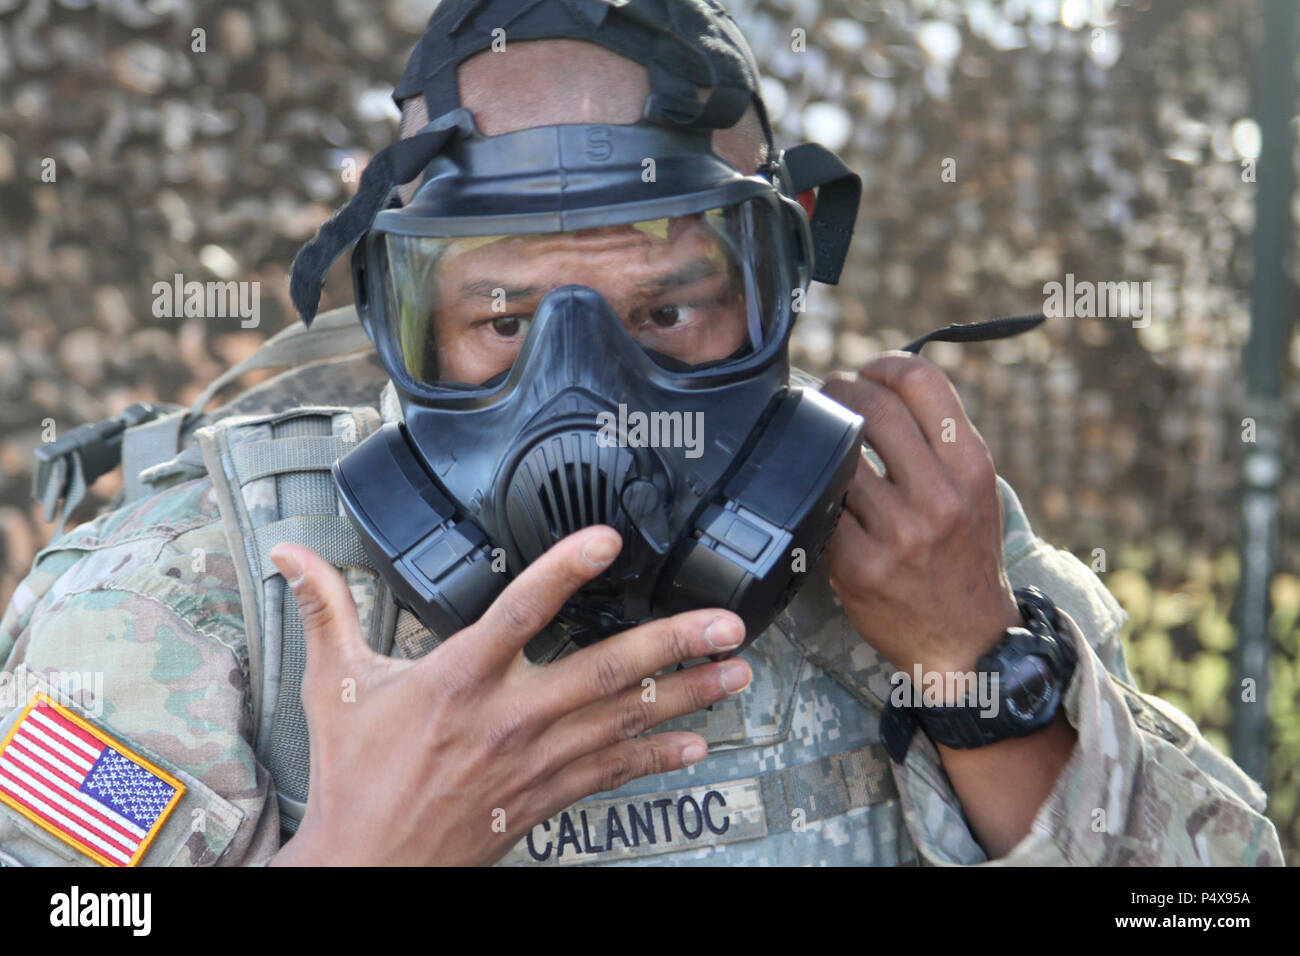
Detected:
left=389, top=41, right=772, bottom=386
left=425, top=213, right=752, bottom=384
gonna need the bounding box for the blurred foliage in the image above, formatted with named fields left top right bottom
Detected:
left=0, top=0, right=1295, bottom=862
left=1108, top=553, right=1300, bottom=863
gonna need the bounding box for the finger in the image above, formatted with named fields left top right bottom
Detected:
left=271, top=543, right=376, bottom=684
left=856, top=352, right=972, bottom=464
left=823, top=503, right=890, bottom=600
left=535, top=656, right=752, bottom=769
left=822, top=373, right=941, bottom=498
left=528, top=732, right=709, bottom=821
left=843, top=446, right=901, bottom=532
left=528, top=608, right=746, bottom=720
left=448, top=526, right=623, bottom=674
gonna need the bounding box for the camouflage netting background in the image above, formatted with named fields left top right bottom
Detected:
left=0, top=0, right=1296, bottom=861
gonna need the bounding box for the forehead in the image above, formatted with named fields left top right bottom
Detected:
left=456, top=39, right=652, bottom=135
left=399, top=42, right=765, bottom=177
left=435, top=217, right=731, bottom=287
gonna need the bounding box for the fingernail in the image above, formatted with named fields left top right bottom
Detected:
left=582, top=533, right=620, bottom=567
left=704, top=615, right=744, bottom=651
left=720, top=659, right=752, bottom=695
left=272, top=549, right=305, bottom=590
left=682, top=742, right=708, bottom=766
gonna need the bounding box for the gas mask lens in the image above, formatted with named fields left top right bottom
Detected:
left=372, top=197, right=791, bottom=388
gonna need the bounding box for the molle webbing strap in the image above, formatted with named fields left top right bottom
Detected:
left=252, top=516, right=373, bottom=581
left=232, top=437, right=349, bottom=484
left=196, top=404, right=394, bottom=834
left=121, top=413, right=190, bottom=504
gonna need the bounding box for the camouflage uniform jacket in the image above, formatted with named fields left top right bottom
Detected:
left=0, top=377, right=1284, bottom=867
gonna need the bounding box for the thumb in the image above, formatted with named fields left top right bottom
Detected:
left=271, top=543, right=374, bottom=677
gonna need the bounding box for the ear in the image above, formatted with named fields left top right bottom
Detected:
left=796, top=188, right=816, bottom=219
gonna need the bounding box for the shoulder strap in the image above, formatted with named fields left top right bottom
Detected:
left=195, top=402, right=395, bottom=834
left=32, top=305, right=376, bottom=532
left=124, top=306, right=374, bottom=501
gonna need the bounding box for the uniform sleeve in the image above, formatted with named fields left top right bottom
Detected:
left=891, top=477, right=1285, bottom=866
left=0, top=478, right=282, bottom=867
left=992, top=609, right=1282, bottom=865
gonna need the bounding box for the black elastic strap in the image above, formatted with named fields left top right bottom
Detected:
left=289, top=125, right=458, bottom=326
left=782, top=142, right=861, bottom=285
left=880, top=699, right=920, bottom=764
left=396, top=0, right=756, bottom=135
left=901, top=314, right=1045, bottom=355
left=294, top=0, right=779, bottom=328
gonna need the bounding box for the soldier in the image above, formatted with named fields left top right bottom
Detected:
left=0, top=0, right=1283, bottom=867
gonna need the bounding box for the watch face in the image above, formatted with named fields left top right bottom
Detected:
left=1004, top=655, right=1054, bottom=721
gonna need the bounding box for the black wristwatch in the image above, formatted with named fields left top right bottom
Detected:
left=880, top=586, right=1078, bottom=763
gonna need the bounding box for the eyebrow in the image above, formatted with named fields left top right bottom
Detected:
left=457, top=279, right=546, bottom=299
left=634, top=259, right=726, bottom=295
left=453, top=261, right=727, bottom=302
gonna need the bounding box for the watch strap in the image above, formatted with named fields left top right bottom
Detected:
left=879, top=698, right=919, bottom=764
left=880, top=586, right=1074, bottom=763
left=881, top=678, right=1001, bottom=762
left=914, top=702, right=996, bottom=749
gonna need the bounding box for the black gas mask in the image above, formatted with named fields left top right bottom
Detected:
left=286, top=0, right=1044, bottom=653
left=335, top=112, right=865, bottom=650
left=286, top=0, right=871, bottom=652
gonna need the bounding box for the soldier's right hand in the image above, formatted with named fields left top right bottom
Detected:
left=265, top=526, right=750, bottom=866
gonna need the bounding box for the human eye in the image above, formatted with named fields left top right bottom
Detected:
left=477, top=313, right=533, bottom=340
left=641, top=284, right=738, bottom=332
left=645, top=303, right=696, bottom=329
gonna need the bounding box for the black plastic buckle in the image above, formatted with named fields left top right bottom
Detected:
left=32, top=402, right=171, bottom=502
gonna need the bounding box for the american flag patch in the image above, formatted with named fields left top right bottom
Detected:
left=0, top=693, right=186, bottom=867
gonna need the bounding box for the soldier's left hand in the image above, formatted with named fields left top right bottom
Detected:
left=820, top=352, right=1022, bottom=679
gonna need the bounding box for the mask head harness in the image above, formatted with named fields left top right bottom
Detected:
left=289, top=0, right=862, bottom=325
left=288, top=0, right=867, bottom=651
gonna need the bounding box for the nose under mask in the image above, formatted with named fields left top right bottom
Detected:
left=334, top=284, right=867, bottom=650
